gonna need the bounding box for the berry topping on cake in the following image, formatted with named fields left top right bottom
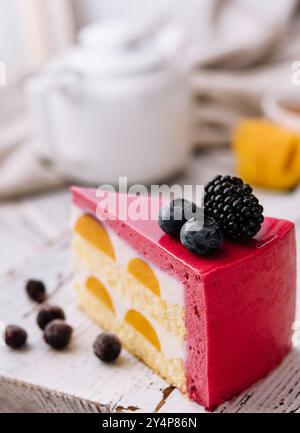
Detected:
left=44, top=320, right=73, bottom=350
left=71, top=186, right=297, bottom=409
left=205, top=175, right=264, bottom=240
left=5, top=325, right=27, bottom=349
left=26, top=280, right=47, bottom=303
left=159, top=199, right=201, bottom=238
left=93, top=333, right=122, bottom=363
left=180, top=216, right=223, bottom=256
left=37, top=305, right=66, bottom=330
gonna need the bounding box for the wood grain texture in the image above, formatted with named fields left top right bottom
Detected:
left=0, top=149, right=300, bottom=413
left=0, top=231, right=299, bottom=413
left=0, top=235, right=173, bottom=413
left=0, top=189, right=69, bottom=275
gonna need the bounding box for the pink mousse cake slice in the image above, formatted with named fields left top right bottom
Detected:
left=71, top=187, right=297, bottom=409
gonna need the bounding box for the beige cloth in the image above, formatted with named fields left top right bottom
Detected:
left=1, top=0, right=300, bottom=198
left=191, top=0, right=300, bottom=146
left=0, top=80, right=65, bottom=199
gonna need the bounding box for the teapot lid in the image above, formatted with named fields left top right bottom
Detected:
left=65, top=19, right=185, bottom=77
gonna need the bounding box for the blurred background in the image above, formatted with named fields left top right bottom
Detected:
left=1, top=0, right=300, bottom=272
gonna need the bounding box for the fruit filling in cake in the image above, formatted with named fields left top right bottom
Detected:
left=71, top=207, right=187, bottom=390
left=71, top=179, right=296, bottom=409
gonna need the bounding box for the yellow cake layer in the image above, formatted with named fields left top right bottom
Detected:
left=72, top=234, right=186, bottom=340
left=75, top=279, right=186, bottom=391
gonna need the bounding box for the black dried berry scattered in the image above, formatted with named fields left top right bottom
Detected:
left=205, top=175, right=264, bottom=240
left=5, top=325, right=27, bottom=349
left=26, top=280, right=47, bottom=303
left=180, top=216, right=223, bottom=256
left=44, top=320, right=73, bottom=350
left=93, top=333, right=122, bottom=363
left=37, top=305, right=65, bottom=330
left=159, top=199, right=201, bottom=238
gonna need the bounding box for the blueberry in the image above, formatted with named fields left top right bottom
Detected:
left=44, top=320, right=73, bottom=350
left=93, top=333, right=122, bottom=363
left=37, top=305, right=66, bottom=330
left=5, top=325, right=27, bottom=349
left=159, top=199, right=202, bottom=238
left=180, top=217, right=223, bottom=256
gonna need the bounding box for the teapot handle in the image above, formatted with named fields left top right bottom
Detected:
left=26, top=75, right=59, bottom=161
left=26, top=71, right=81, bottom=166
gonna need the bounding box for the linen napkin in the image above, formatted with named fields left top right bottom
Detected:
left=1, top=0, right=300, bottom=198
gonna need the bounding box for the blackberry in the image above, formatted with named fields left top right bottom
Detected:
left=205, top=175, right=264, bottom=240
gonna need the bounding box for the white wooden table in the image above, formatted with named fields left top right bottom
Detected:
left=1, top=150, right=300, bottom=413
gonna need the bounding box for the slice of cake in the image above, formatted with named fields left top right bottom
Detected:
left=71, top=186, right=296, bottom=409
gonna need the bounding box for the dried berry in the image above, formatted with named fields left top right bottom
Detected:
left=26, top=280, right=46, bottom=303
left=44, top=320, right=73, bottom=350
left=5, top=325, right=27, bottom=349
left=93, top=333, right=121, bottom=363
left=37, top=305, right=65, bottom=330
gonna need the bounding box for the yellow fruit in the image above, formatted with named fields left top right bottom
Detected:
left=125, top=310, right=161, bottom=352
left=233, top=120, right=300, bottom=190
left=75, top=214, right=116, bottom=260
left=127, top=258, right=161, bottom=297
left=86, top=277, right=115, bottom=313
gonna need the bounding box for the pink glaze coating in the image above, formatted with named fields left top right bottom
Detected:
left=72, top=187, right=297, bottom=409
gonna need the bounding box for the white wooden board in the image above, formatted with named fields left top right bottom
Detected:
left=0, top=233, right=300, bottom=413
left=1, top=149, right=300, bottom=413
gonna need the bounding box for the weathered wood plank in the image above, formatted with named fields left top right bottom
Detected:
left=0, top=149, right=300, bottom=412
left=0, top=189, right=69, bottom=275
left=0, top=235, right=171, bottom=413
left=0, top=233, right=299, bottom=413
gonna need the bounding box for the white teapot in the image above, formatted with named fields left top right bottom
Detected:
left=27, top=19, right=192, bottom=185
